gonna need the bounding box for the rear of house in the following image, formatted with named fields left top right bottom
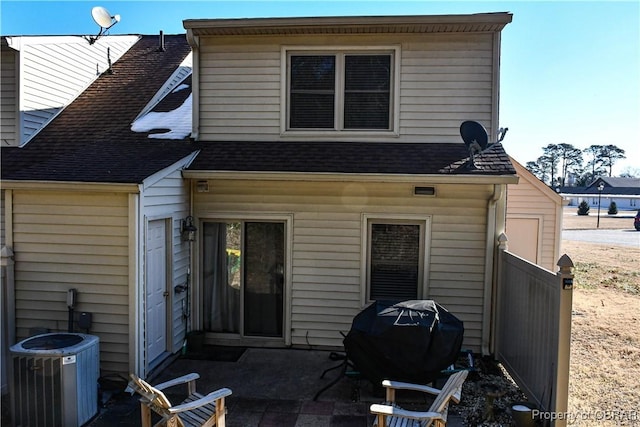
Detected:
left=183, top=14, right=516, bottom=355
left=2, top=14, right=519, bottom=380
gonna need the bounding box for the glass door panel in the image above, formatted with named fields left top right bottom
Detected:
left=203, top=222, right=241, bottom=333
left=244, top=222, right=284, bottom=337
left=203, top=221, right=285, bottom=339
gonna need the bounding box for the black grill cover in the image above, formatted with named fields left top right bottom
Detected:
left=343, top=300, right=464, bottom=385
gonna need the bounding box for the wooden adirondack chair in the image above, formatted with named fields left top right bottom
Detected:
left=369, top=370, right=468, bottom=427
left=128, top=373, right=232, bottom=427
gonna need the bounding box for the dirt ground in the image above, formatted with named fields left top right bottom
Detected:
left=560, top=209, right=640, bottom=426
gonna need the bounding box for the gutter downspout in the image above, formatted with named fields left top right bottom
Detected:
left=482, top=184, right=504, bottom=355
left=185, top=30, right=200, bottom=141
left=128, top=189, right=142, bottom=376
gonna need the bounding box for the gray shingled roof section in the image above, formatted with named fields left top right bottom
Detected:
left=187, top=141, right=516, bottom=175
left=2, top=32, right=515, bottom=181
left=1, top=34, right=196, bottom=184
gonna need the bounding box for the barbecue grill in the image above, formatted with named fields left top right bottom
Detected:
left=343, top=300, right=464, bottom=386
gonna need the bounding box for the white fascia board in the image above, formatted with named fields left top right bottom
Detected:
left=133, top=52, right=193, bottom=122
left=6, top=35, right=140, bottom=49
left=182, top=170, right=519, bottom=185
left=141, top=150, right=200, bottom=190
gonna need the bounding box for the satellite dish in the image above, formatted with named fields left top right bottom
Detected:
left=460, top=121, right=488, bottom=150
left=460, top=121, right=489, bottom=170
left=85, top=6, right=120, bottom=44
left=92, top=6, right=115, bottom=28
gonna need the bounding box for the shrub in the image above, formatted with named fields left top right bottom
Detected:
left=608, top=201, right=618, bottom=215
left=577, top=201, right=590, bottom=215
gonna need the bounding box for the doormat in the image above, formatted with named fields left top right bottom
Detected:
left=181, top=345, right=247, bottom=362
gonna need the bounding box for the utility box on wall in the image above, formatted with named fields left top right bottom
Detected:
left=10, top=333, right=99, bottom=427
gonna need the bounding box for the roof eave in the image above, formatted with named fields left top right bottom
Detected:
left=182, top=170, right=519, bottom=184
left=0, top=180, right=141, bottom=193
left=183, top=13, right=513, bottom=36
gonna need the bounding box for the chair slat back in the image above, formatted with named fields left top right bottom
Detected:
left=427, top=370, right=468, bottom=414
left=129, top=374, right=173, bottom=409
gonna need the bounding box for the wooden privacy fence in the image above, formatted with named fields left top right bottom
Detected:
left=494, top=236, right=573, bottom=427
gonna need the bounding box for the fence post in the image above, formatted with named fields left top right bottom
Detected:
left=553, top=254, right=574, bottom=427
left=491, top=233, right=509, bottom=355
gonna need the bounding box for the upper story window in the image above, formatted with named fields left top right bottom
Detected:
left=285, top=48, right=397, bottom=133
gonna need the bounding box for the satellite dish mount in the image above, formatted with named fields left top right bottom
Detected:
left=85, top=6, right=120, bottom=45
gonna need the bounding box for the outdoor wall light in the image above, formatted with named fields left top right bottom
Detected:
left=181, top=216, right=197, bottom=242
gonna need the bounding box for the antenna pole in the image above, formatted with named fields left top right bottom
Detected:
left=106, top=47, right=113, bottom=74
left=158, top=30, right=166, bottom=52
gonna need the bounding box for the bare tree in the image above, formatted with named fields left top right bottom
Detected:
left=525, top=143, right=627, bottom=185
left=599, top=144, right=626, bottom=177
left=526, top=160, right=549, bottom=184
left=556, top=143, right=583, bottom=186
left=542, top=144, right=562, bottom=186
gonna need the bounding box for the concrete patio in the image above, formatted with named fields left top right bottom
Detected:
left=88, top=347, right=465, bottom=427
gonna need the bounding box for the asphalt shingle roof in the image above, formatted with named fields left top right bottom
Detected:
left=188, top=140, right=515, bottom=175
left=1, top=34, right=196, bottom=184
left=2, top=33, right=516, bottom=182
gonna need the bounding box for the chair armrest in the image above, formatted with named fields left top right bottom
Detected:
left=167, top=388, right=233, bottom=414
left=154, top=373, right=200, bottom=391
left=381, top=379, right=441, bottom=396
left=370, top=403, right=444, bottom=422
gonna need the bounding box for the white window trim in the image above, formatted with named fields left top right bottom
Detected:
left=360, top=213, right=432, bottom=306
left=280, top=45, right=401, bottom=137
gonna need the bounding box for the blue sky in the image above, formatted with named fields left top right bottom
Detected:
left=2, top=1, right=638, bottom=176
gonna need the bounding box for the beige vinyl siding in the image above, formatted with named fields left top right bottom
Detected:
left=11, top=190, right=130, bottom=374
left=194, top=180, right=493, bottom=352
left=141, top=167, right=191, bottom=356
left=506, top=161, right=562, bottom=272
left=1, top=47, right=18, bottom=146
left=400, top=34, right=494, bottom=141
left=198, top=43, right=281, bottom=139
left=197, top=33, right=495, bottom=143
left=12, top=35, right=138, bottom=144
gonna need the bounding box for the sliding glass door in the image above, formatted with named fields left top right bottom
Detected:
left=202, top=221, right=284, bottom=338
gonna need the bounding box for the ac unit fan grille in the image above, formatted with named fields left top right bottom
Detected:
left=12, top=356, right=64, bottom=427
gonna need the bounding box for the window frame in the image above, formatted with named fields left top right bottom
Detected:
left=361, top=214, right=431, bottom=304
left=281, top=45, right=401, bottom=137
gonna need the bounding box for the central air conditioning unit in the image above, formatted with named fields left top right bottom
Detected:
left=10, top=332, right=100, bottom=427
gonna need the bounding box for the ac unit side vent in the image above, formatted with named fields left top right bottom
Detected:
left=10, top=333, right=100, bottom=427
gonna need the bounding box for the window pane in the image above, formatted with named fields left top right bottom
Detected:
left=370, top=223, right=419, bottom=301
left=345, top=55, right=390, bottom=91
left=290, top=93, right=335, bottom=128
left=344, top=55, right=391, bottom=129
left=344, top=93, right=390, bottom=129
left=290, top=56, right=335, bottom=128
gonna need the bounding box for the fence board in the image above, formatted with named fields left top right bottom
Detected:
left=495, top=249, right=572, bottom=427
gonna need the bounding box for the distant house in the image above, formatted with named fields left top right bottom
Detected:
left=559, top=177, right=640, bottom=211
left=0, top=14, right=553, bottom=380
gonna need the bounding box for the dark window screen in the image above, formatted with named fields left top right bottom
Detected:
left=369, top=223, right=419, bottom=300
left=289, top=55, right=335, bottom=128
left=344, top=55, right=391, bottom=129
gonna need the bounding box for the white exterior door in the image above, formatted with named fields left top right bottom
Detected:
left=146, top=220, right=168, bottom=363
